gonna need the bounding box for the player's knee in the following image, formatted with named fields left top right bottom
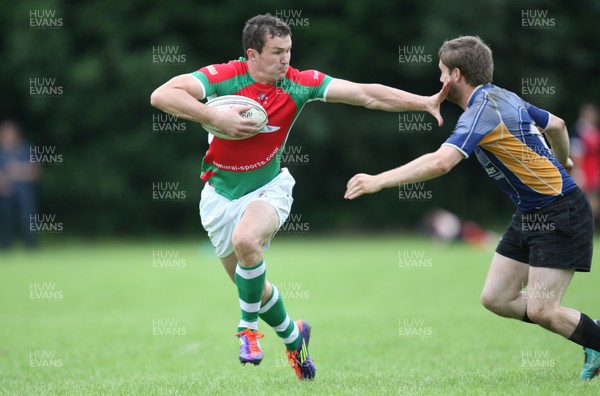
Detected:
left=231, top=231, right=260, bottom=262
left=526, top=304, right=553, bottom=326
left=480, top=290, right=503, bottom=314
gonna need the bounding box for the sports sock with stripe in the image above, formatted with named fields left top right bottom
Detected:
left=259, top=284, right=301, bottom=351
left=235, top=260, right=266, bottom=332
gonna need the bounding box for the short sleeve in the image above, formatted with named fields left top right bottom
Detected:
left=442, top=96, right=500, bottom=158
left=307, top=71, right=333, bottom=102
left=525, top=102, right=551, bottom=130
left=190, top=62, right=240, bottom=100
left=281, top=68, right=334, bottom=103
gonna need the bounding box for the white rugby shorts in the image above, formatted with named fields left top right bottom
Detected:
left=199, top=168, right=295, bottom=258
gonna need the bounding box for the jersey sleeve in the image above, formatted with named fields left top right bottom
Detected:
left=307, top=71, right=334, bottom=102
left=442, top=96, right=500, bottom=158
left=190, top=62, right=240, bottom=100
left=525, top=102, right=551, bottom=130
left=284, top=69, right=333, bottom=103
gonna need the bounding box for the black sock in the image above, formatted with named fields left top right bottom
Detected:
left=522, top=312, right=534, bottom=324
left=569, top=313, right=600, bottom=351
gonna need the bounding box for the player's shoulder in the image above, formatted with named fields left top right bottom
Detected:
left=479, top=84, right=528, bottom=108
left=466, top=84, right=506, bottom=114
left=285, top=66, right=329, bottom=87
left=458, top=85, right=501, bottom=124
left=469, top=84, right=494, bottom=105
left=196, top=59, right=248, bottom=83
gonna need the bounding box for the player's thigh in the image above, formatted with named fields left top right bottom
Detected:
left=526, top=266, right=574, bottom=311
left=232, top=200, right=280, bottom=248
left=481, top=253, right=529, bottom=303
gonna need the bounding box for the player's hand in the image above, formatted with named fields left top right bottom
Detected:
left=211, top=105, right=261, bottom=139
left=426, top=82, right=450, bottom=127
left=344, top=173, right=383, bottom=200
left=562, top=157, right=574, bottom=174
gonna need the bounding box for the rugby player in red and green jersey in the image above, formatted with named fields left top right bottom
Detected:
left=151, top=13, right=448, bottom=380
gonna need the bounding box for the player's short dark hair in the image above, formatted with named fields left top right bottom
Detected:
left=243, top=14, right=291, bottom=54
left=438, top=36, right=493, bottom=86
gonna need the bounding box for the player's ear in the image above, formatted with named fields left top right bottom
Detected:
left=247, top=48, right=258, bottom=60
left=452, top=68, right=462, bottom=81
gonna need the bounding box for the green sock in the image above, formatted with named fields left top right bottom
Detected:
left=259, top=284, right=301, bottom=351
left=235, top=260, right=266, bottom=331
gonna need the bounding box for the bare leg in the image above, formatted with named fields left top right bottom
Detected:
left=525, top=266, right=580, bottom=338
left=480, top=253, right=529, bottom=320
left=231, top=200, right=279, bottom=267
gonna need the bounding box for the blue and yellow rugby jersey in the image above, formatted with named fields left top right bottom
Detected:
left=443, top=84, right=576, bottom=211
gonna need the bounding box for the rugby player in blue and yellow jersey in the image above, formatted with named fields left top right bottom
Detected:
left=345, top=36, right=599, bottom=381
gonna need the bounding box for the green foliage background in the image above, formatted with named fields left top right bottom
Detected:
left=2, top=0, right=599, bottom=236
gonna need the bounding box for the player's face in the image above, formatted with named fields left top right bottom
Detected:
left=438, top=61, right=460, bottom=104
left=253, top=35, right=291, bottom=83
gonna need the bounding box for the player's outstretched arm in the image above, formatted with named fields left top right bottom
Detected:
left=543, top=114, right=572, bottom=172
left=326, top=79, right=449, bottom=126
left=344, top=145, right=463, bottom=200
left=150, top=74, right=259, bottom=139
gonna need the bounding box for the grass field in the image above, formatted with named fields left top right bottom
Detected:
left=1, top=235, right=600, bottom=395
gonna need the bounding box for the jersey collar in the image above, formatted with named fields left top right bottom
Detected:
left=467, top=83, right=493, bottom=107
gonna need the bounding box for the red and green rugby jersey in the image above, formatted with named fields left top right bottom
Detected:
left=191, top=59, right=333, bottom=200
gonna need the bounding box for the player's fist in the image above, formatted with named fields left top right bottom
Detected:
left=210, top=105, right=260, bottom=139
left=562, top=158, right=574, bottom=174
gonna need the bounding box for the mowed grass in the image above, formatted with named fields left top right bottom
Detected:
left=1, top=235, right=599, bottom=395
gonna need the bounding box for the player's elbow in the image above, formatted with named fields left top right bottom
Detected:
left=361, top=84, right=384, bottom=109
left=358, top=92, right=375, bottom=108
left=431, top=148, right=462, bottom=176
left=430, top=154, right=456, bottom=175
left=546, top=115, right=566, bottom=133
left=432, top=159, right=453, bottom=176
left=554, top=116, right=565, bottom=130
left=150, top=88, right=165, bottom=109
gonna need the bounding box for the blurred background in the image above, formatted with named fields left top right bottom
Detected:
left=1, top=0, right=599, bottom=247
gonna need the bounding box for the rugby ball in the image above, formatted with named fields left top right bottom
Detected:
left=202, top=95, right=268, bottom=140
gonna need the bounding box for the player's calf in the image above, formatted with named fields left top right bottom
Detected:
left=524, top=302, right=578, bottom=336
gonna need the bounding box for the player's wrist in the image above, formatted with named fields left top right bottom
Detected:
left=201, top=106, right=220, bottom=129
left=425, top=94, right=439, bottom=114
left=378, top=171, right=396, bottom=190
